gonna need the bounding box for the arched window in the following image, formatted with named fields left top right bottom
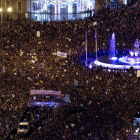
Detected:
left=73, top=3, right=77, bottom=14
left=60, top=4, right=68, bottom=20
left=48, top=4, right=55, bottom=14
left=48, top=4, right=55, bottom=20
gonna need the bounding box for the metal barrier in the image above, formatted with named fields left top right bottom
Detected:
left=27, top=11, right=94, bottom=22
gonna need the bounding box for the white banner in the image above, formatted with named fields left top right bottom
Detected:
left=137, top=70, right=140, bottom=77
left=37, top=31, right=40, bottom=37
left=57, top=51, right=67, bottom=58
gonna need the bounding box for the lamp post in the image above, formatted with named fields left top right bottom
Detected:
left=93, top=22, right=97, bottom=69
left=0, top=7, right=12, bottom=78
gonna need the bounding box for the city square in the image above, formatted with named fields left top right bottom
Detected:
left=0, top=0, right=139, bottom=140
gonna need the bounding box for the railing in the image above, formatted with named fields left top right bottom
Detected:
left=27, top=10, right=94, bottom=22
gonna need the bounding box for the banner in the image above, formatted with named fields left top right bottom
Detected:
left=30, top=90, right=61, bottom=96
left=127, top=134, right=137, bottom=140
left=57, top=51, right=67, bottom=58
left=133, top=120, right=137, bottom=126
left=93, top=22, right=97, bottom=26
left=137, top=70, right=140, bottom=77
left=65, top=94, right=71, bottom=103
left=38, top=41, right=41, bottom=44
left=37, top=31, right=40, bottom=37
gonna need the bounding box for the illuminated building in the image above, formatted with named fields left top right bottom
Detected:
left=27, top=0, right=95, bottom=21
left=0, top=0, right=131, bottom=21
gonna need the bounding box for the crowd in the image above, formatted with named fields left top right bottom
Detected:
left=0, top=0, right=140, bottom=139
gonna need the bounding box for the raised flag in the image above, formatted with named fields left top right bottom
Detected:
left=93, top=22, right=97, bottom=26
left=37, top=31, right=40, bottom=37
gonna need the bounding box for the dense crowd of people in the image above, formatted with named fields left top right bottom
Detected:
left=0, top=0, right=140, bottom=139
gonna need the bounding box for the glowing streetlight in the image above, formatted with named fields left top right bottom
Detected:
left=7, top=7, right=12, bottom=12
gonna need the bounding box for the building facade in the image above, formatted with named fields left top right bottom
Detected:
left=0, top=0, right=27, bottom=20
left=1, top=0, right=95, bottom=21
left=0, top=0, right=132, bottom=21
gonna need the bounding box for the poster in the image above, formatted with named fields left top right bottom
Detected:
left=137, top=70, right=140, bottom=77
left=37, top=31, right=40, bottom=37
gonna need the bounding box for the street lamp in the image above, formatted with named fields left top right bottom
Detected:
left=0, top=7, right=12, bottom=78
left=7, top=7, right=12, bottom=12
left=0, top=7, right=12, bottom=12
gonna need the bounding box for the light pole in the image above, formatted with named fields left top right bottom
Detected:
left=93, top=22, right=97, bottom=69
left=95, top=27, right=97, bottom=69
left=0, top=7, right=12, bottom=78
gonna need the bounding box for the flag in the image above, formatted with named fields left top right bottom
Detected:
left=93, top=22, right=97, bottom=26
left=27, top=77, right=33, bottom=81
left=88, top=100, right=91, bottom=105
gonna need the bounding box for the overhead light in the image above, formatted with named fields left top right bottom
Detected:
left=7, top=7, right=12, bottom=12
